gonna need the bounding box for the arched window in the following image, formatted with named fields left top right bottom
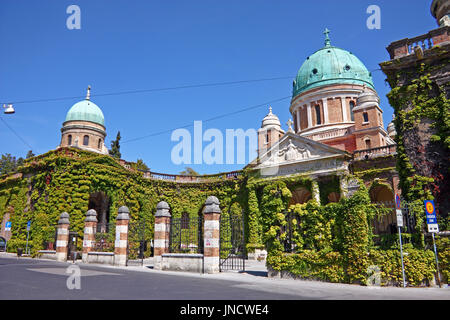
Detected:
left=98, top=139, right=102, bottom=149
left=83, top=135, right=89, bottom=146
left=349, top=101, right=355, bottom=121
left=68, top=135, right=72, bottom=146
left=315, top=105, right=322, bottom=125
left=365, top=138, right=372, bottom=149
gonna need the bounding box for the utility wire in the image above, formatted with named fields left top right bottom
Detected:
left=0, top=115, right=35, bottom=151
left=0, top=76, right=294, bottom=105
left=122, top=95, right=292, bottom=144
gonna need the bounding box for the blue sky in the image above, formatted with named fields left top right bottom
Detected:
left=0, top=0, right=438, bottom=174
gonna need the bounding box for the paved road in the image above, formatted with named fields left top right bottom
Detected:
left=0, top=255, right=449, bottom=300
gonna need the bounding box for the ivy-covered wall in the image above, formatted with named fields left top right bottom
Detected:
left=381, top=57, right=450, bottom=230
left=0, top=147, right=447, bottom=287
left=0, top=148, right=246, bottom=254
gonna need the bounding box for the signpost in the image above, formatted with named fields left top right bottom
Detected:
left=395, top=194, right=406, bottom=288
left=424, top=200, right=441, bottom=288
left=4, top=221, right=11, bottom=252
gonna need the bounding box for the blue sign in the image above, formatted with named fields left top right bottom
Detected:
left=5, top=221, right=11, bottom=231
left=27, top=221, right=31, bottom=231
left=424, top=200, right=437, bottom=224
left=395, top=194, right=401, bottom=209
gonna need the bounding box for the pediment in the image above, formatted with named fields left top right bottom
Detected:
left=256, top=132, right=349, bottom=168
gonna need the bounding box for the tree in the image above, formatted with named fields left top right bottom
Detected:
left=179, top=167, right=199, bottom=176
left=26, top=150, right=35, bottom=159
left=0, top=154, right=17, bottom=175
left=133, top=159, right=149, bottom=171
left=109, top=131, right=121, bottom=159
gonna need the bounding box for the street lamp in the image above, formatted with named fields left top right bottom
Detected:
left=3, top=104, right=15, bottom=114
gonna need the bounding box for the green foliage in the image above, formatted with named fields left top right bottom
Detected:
left=109, top=131, right=122, bottom=159
left=386, top=67, right=449, bottom=229
left=131, top=159, right=149, bottom=171
left=179, top=167, right=199, bottom=176
left=369, top=247, right=436, bottom=286
left=0, top=148, right=244, bottom=255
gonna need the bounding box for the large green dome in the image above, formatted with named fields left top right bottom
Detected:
left=65, top=99, right=105, bottom=126
left=293, top=30, right=375, bottom=98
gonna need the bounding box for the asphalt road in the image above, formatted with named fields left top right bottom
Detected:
left=0, top=256, right=449, bottom=301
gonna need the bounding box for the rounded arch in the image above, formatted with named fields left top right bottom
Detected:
left=229, top=202, right=243, bottom=218
left=369, top=182, right=396, bottom=235
left=289, top=187, right=312, bottom=206
left=369, top=182, right=394, bottom=204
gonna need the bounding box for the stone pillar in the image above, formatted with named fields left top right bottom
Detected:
left=339, top=175, right=348, bottom=198
left=114, top=206, right=130, bottom=266
left=153, top=201, right=171, bottom=270
left=340, top=96, right=348, bottom=122
left=203, top=196, right=221, bottom=274
left=322, top=98, right=329, bottom=124
left=82, top=209, right=98, bottom=263
left=311, top=180, right=321, bottom=205
left=55, top=212, right=70, bottom=262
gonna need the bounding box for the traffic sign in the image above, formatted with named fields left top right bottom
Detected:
left=5, top=221, right=11, bottom=231
left=396, top=209, right=403, bottom=227
left=424, top=200, right=439, bottom=233
left=395, top=194, right=401, bottom=209
left=26, top=221, right=31, bottom=232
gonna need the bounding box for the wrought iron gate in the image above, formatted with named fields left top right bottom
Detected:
left=127, top=219, right=152, bottom=266
left=219, top=215, right=245, bottom=272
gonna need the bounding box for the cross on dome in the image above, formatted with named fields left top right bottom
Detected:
left=86, top=85, right=91, bottom=100
left=324, top=28, right=331, bottom=47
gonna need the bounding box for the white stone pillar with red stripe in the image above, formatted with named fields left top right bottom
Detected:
left=55, top=212, right=70, bottom=262
left=114, top=206, right=130, bottom=266
left=203, top=196, right=221, bottom=274
left=82, top=209, right=98, bottom=263
left=153, top=201, right=171, bottom=270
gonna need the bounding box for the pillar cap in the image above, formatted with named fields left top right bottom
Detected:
left=155, top=201, right=171, bottom=217
left=58, top=212, right=70, bottom=225
left=117, top=206, right=130, bottom=220
left=85, top=209, right=98, bottom=222
left=203, top=196, right=221, bottom=214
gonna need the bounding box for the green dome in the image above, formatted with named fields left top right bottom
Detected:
left=65, top=99, right=105, bottom=126
left=293, top=31, right=374, bottom=98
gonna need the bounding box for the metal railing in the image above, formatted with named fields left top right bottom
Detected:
left=169, top=216, right=203, bottom=254
left=92, top=222, right=115, bottom=252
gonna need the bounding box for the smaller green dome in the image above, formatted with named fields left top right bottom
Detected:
left=65, top=99, right=105, bottom=126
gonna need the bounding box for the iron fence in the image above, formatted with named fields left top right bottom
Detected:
left=281, top=210, right=297, bottom=253
left=92, top=222, right=115, bottom=252
left=127, top=219, right=152, bottom=265
left=219, top=214, right=245, bottom=271
left=169, top=215, right=203, bottom=254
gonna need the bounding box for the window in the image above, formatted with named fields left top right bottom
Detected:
left=363, top=112, right=369, bottom=123
left=83, top=135, right=89, bottom=146
left=315, top=105, right=322, bottom=125
left=349, top=101, right=355, bottom=121
left=68, top=135, right=72, bottom=145
left=265, top=133, right=270, bottom=144
left=98, top=139, right=102, bottom=149
left=365, top=139, right=371, bottom=149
